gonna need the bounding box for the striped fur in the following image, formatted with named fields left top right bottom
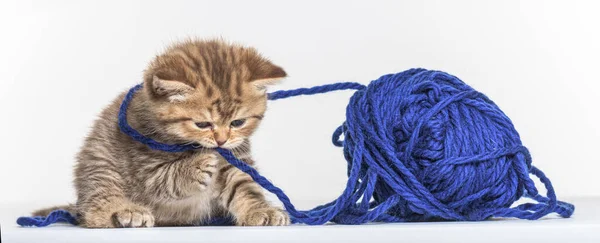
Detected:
left=33, top=39, right=289, bottom=227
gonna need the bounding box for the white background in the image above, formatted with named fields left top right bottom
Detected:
left=0, top=0, right=599, bottom=213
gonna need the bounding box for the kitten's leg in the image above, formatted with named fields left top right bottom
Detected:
left=75, top=151, right=154, bottom=228
left=139, top=152, right=219, bottom=226
left=150, top=152, right=219, bottom=199
left=189, top=152, right=220, bottom=191
left=218, top=160, right=290, bottom=226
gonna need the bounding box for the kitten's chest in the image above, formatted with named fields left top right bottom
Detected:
left=129, top=152, right=225, bottom=225
left=152, top=189, right=218, bottom=226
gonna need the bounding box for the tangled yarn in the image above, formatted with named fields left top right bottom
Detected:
left=218, top=68, right=573, bottom=224
left=17, top=68, right=574, bottom=227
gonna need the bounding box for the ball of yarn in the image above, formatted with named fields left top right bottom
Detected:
left=220, top=68, right=573, bottom=225
left=334, top=68, right=563, bottom=222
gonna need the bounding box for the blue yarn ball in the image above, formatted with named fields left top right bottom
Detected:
left=340, top=68, right=532, bottom=221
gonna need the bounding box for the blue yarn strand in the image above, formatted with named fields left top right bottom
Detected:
left=17, top=68, right=574, bottom=227
left=267, top=82, right=365, bottom=100
left=17, top=210, right=77, bottom=227
left=117, top=84, right=200, bottom=152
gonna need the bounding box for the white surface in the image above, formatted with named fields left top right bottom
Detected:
left=1, top=197, right=599, bottom=243
left=0, top=0, right=599, bottom=241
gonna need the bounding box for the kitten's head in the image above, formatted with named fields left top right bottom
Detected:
left=141, top=39, right=286, bottom=149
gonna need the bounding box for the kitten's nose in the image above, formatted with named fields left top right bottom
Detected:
left=216, top=139, right=227, bottom=146
left=214, top=130, right=229, bottom=147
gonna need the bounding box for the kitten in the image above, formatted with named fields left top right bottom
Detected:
left=32, top=39, right=290, bottom=227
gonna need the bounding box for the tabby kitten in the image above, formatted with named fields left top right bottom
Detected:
left=32, top=39, right=290, bottom=227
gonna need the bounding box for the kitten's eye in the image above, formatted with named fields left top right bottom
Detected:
left=195, top=122, right=213, bottom=129
left=230, top=119, right=246, bottom=128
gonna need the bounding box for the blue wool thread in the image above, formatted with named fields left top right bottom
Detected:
left=17, top=210, right=77, bottom=227
left=118, top=84, right=200, bottom=152
left=17, top=68, right=574, bottom=227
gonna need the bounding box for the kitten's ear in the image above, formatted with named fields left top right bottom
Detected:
left=249, top=63, right=287, bottom=91
left=150, top=75, right=194, bottom=102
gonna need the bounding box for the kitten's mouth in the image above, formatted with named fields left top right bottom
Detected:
left=193, top=143, right=234, bottom=149
left=193, top=140, right=243, bottom=150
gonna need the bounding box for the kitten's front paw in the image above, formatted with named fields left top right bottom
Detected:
left=193, top=153, right=219, bottom=189
left=112, top=205, right=155, bottom=228
left=239, top=207, right=290, bottom=226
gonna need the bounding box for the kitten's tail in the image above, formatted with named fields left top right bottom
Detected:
left=32, top=204, right=77, bottom=217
